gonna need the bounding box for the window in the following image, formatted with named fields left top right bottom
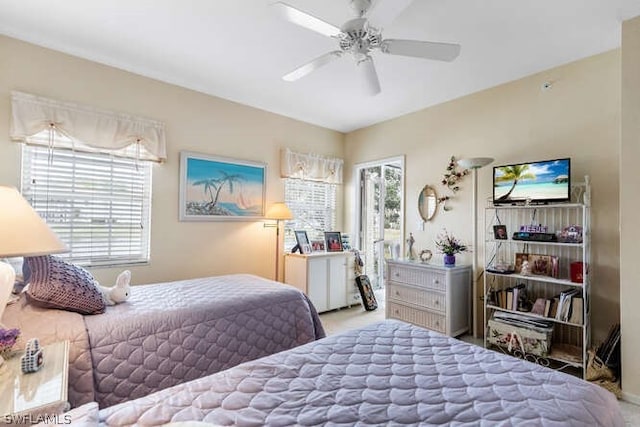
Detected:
left=21, top=144, right=152, bottom=267
left=284, top=178, right=336, bottom=249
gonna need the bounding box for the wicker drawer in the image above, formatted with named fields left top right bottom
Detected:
left=387, top=283, right=445, bottom=313
left=388, top=265, right=446, bottom=291
left=388, top=302, right=445, bottom=333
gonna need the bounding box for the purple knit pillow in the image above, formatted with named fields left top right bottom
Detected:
left=24, top=256, right=106, bottom=315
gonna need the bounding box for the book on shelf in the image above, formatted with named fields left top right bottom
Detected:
left=556, top=288, right=580, bottom=322
left=548, top=296, right=560, bottom=319
left=512, top=283, right=525, bottom=311
left=531, top=298, right=546, bottom=316
left=568, top=296, right=583, bottom=325
left=497, top=289, right=506, bottom=309
left=506, top=288, right=513, bottom=311
left=544, top=299, right=552, bottom=317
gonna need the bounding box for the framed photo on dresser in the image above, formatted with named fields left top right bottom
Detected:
left=324, top=231, right=343, bottom=252
left=294, top=230, right=312, bottom=254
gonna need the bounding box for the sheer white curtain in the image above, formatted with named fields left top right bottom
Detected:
left=10, top=91, right=166, bottom=162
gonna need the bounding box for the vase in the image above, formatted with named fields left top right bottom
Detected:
left=444, top=254, right=456, bottom=266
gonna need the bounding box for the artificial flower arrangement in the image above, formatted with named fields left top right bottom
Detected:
left=0, top=327, right=20, bottom=356
left=435, top=229, right=469, bottom=256
left=437, top=156, right=470, bottom=210
left=441, top=156, right=469, bottom=193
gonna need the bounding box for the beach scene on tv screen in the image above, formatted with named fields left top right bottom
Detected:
left=494, top=159, right=569, bottom=203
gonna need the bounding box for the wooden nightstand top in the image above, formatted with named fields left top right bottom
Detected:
left=0, top=340, right=70, bottom=420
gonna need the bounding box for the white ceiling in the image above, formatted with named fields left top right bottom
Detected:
left=1, top=0, right=639, bottom=133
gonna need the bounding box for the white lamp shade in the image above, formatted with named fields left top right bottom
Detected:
left=265, top=202, right=293, bottom=220
left=457, top=157, right=494, bottom=169
left=0, top=186, right=67, bottom=257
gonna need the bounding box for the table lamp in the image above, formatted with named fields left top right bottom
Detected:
left=264, top=202, right=293, bottom=281
left=0, top=186, right=67, bottom=325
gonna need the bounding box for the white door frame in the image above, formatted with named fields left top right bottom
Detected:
left=352, top=155, right=405, bottom=283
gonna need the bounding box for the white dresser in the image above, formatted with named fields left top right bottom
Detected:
left=284, top=252, right=359, bottom=313
left=386, top=260, right=471, bottom=337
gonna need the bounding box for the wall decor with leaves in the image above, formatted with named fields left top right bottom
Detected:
left=438, top=156, right=469, bottom=211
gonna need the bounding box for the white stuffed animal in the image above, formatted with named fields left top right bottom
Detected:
left=100, top=270, right=131, bottom=305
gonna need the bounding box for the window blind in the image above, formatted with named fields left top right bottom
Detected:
left=21, top=144, right=152, bottom=267
left=284, top=179, right=336, bottom=249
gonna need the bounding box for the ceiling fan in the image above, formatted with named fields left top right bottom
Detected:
left=273, top=0, right=461, bottom=95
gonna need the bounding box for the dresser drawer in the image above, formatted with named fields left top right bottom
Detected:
left=388, top=302, right=445, bottom=333
left=387, top=283, right=445, bottom=313
left=388, top=265, right=446, bottom=291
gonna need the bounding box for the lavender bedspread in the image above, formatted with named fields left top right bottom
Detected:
left=4, top=274, right=324, bottom=409
left=97, top=320, right=623, bottom=426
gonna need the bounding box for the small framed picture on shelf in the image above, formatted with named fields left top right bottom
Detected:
left=324, top=231, right=343, bottom=252
left=311, top=240, right=325, bottom=252
left=493, top=225, right=508, bottom=240
left=294, top=230, right=312, bottom=254
left=514, top=252, right=559, bottom=278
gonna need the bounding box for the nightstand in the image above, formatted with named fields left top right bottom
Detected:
left=0, top=340, right=70, bottom=422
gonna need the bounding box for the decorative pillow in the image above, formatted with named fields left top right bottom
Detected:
left=24, top=256, right=106, bottom=315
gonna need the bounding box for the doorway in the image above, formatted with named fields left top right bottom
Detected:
left=354, top=156, right=404, bottom=290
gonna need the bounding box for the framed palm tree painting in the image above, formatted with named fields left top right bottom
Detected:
left=179, top=151, right=266, bottom=221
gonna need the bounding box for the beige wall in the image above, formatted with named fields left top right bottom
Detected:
left=0, top=35, right=345, bottom=286
left=621, top=16, right=640, bottom=403
left=345, top=51, right=621, bottom=343
left=1, top=31, right=634, bottom=396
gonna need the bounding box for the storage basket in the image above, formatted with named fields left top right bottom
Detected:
left=487, top=319, right=553, bottom=357
left=586, top=350, right=615, bottom=381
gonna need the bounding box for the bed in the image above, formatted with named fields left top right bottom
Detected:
left=3, top=274, right=324, bottom=409
left=84, top=319, right=624, bottom=426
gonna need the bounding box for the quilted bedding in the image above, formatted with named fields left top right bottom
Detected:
left=98, top=319, right=624, bottom=426
left=3, top=274, right=324, bottom=409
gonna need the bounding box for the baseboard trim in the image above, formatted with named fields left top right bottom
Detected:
left=622, top=391, right=640, bottom=405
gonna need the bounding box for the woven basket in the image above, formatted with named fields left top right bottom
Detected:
left=591, top=378, right=622, bottom=399
left=586, top=350, right=615, bottom=381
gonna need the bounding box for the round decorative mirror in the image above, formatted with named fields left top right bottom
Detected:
left=418, top=185, right=438, bottom=222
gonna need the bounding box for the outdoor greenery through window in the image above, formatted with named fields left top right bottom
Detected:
left=21, top=144, right=152, bottom=267
left=284, top=179, right=337, bottom=250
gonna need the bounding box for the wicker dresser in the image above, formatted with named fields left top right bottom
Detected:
left=386, top=260, right=471, bottom=337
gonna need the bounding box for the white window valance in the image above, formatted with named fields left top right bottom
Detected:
left=10, top=91, right=166, bottom=162
left=280, top=148, right=343, bottom=184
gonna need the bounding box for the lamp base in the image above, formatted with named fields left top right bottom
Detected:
left=0, top=261, right=16, bottom=324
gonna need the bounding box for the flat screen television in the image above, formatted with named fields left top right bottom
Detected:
left=493, top=158, right=571, bottom=205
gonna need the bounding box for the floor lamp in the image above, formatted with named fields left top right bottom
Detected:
left=457, top=157, right=494, bottom=339
left=265, top=202, right=293, bottom=282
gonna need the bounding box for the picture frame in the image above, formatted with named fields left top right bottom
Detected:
left=294, top=230, right=312, bottom=254
left=311, top=240, right=325, bottom=252
left=324, top=231, right=343, bottom=252
left=179, top=151, right=266, bottom=221
left=493, top=225, right=508, bottom=240
left=514, top=252, right=559, bottom=277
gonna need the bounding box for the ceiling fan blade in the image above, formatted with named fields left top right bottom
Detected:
left=282, top=51, right=343, bottom=81
left=272, top=2, right=342, bottom=38
left=381, top=39, right=461, bottom=62
left=367, top=0, right=414, bottom=28
left=357, top=56, right=381, bottom=96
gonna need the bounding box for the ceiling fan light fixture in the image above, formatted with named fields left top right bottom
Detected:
left=274, top=0, right=460, bottom=94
